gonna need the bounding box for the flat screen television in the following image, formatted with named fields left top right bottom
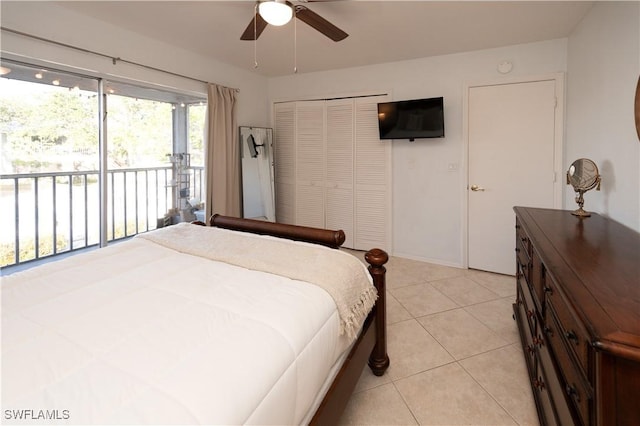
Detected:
left=377, top=97, right=444, bottom=141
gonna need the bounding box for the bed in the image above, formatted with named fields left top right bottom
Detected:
left=1, top=214, right=389, bottom=425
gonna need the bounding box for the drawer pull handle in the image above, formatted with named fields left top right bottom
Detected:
left=527, top=344, right=535, bottom=355
left=565, top=384, right=581, bottom=402
left=544, top=326, right=553, bottom=337
left=533, top=336, right=544, bottom=347
left=534, top=377, right=546, bottom=391
left=544, top=286, right=553, bottom=295
left=527, top=310, right=535, bottom=319
left=565, top=330, right=579, bottom=344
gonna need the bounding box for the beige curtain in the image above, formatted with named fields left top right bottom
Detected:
left=205, top=83, right=240, bottom=220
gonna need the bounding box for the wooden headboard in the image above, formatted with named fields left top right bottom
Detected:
left=208, top=214, right=346, bottom=249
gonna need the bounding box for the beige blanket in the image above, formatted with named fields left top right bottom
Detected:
left=138, top=223, right=377, bottom=338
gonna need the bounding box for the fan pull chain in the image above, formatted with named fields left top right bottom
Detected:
left=253, top=3, right=258, bottom=68
left=293, top=7, right=297, bottom=73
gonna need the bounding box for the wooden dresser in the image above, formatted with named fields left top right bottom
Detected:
left=513, top=207, right=640, bottom=425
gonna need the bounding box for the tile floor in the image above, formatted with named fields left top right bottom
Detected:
left=339, top=252, right=539, bottom=426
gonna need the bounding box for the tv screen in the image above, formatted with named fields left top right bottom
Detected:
left=377, top=97, right=444, bottom=141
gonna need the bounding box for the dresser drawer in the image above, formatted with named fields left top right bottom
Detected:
left=517, top=271, right=537, bottom=337
left=533, top=365, right=561, bottom=426
left=530, top=248, right=545, bottom=313
left=515, top=222, right=531, bottom=281
left=544, top=274, right=590, bottom=373
left=537, top=326, right=574, bottom=426
left=545, top=306, right=592, bottom=425
left=515, top=284, right=537, bottom=370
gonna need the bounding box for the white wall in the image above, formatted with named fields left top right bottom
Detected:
left=0, top=2, right=270, bottom=128
left=268, top=39, right=568, bottom=266
left=566, top=1, right=640, bottom=231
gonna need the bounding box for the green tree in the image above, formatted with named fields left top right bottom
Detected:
left=107, top=95, right=172, bottom=168
left=1, top=86, right=98, bottom=173
left=188, top=103, right=206, bottom=166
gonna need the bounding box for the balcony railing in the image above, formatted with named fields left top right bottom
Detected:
left=1, top=166, right=204, bottom=268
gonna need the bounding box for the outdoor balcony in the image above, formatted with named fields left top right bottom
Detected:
left=1, top=166, right=204, bottom=271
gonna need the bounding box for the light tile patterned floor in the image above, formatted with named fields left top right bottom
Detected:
left=339, top=252, right=539, bottom=426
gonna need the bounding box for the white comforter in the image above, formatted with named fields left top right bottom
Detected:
left=1, top=229, right=370, bottom=425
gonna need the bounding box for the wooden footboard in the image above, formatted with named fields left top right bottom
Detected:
left=198, top=215, right=389, bottom=424
left=310, top=247, right=389, bottom=426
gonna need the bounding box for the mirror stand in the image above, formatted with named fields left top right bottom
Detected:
left=566, top=158, right=601, bottom=218
left=572, top=189, right=591, bottom=217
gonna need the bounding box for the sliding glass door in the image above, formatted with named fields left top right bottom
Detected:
left=105, top=82, right=174, bottom=240
left=0, top=61, right=100, bottom=266
left=0, top=60, right=206, bottom=268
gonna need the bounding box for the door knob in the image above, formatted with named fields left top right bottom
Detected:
left=470, top=185, right=485, bottom=192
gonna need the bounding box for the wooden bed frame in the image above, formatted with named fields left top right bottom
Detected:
left=197, top=214, right=390, bottom=425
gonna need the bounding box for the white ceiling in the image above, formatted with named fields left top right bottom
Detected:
left=55, top=1, right=594, bottom=77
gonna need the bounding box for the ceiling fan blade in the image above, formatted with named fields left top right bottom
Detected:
left=294, top=5, right=348, bottom=42
left=240, top=13, right=268, bottom=41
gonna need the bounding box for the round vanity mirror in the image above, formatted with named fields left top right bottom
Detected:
left=566, top=158, right=601, bottom=217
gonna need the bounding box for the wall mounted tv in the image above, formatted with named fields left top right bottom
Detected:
left=377, top=97, right=444, bottom=141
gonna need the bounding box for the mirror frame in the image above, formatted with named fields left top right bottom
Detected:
left=568, top=158, right=600, bottom=191
left=635, top=76, right=640, bottom=141
left=239, top=126, right=275, bottom=221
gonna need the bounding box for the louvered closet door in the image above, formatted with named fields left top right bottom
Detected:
left=295, top=101, right=326, bottom=228
left=354, top=96, right=391, bottom=251
left=325, top=99, right=354, bottom=248
left=274, top=102, right=296, bottom=224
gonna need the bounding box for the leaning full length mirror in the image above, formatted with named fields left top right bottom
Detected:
left=566, top=158, right=601, bottom=217
left=240, top=126, right=275, bottom=221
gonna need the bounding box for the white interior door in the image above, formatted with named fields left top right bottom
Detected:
left=295, top=101, right=325, bottom=228
left=468, top=79, right=558, bottom=275
left=273, top=95, right=391, bottom=251
left=354, top=95, right=391, bottom=251
left=326, top=99, right=355, bottom=248
left=274, top=102, right=296, bottom=224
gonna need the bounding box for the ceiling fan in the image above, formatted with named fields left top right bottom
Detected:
left=240, top=0, right=348, bottom=42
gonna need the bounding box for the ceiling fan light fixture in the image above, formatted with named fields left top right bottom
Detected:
left=258, top=0, right=292, bottom=26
